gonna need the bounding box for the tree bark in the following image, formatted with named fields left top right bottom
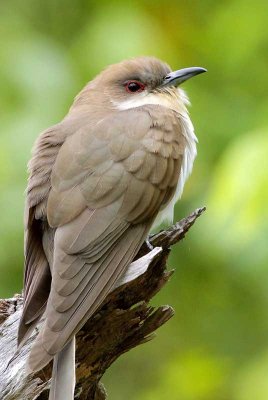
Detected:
left=0, top=207, right=205, bottom=400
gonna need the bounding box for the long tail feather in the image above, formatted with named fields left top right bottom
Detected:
left=49, top=336, right=76, bottom=400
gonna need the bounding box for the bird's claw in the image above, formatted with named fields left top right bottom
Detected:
left=146, top=237, right=154, bottom=251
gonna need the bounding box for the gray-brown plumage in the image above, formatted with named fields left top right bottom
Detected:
left=18, top=56, right=206, bottom=397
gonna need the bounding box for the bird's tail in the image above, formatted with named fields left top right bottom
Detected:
left=49, top=336, right=76, bottom=400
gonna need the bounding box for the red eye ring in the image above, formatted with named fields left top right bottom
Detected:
left=125, top=80, right=145, bottom=93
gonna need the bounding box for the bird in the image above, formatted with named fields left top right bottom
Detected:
left=18, top=56, right=206, bottom=399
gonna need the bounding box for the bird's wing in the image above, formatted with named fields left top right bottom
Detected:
left=18, top=125, right=66, bottom=346
left=28, top=106, right=185, bottom=371
left=18, top=210, right=51, bottom=346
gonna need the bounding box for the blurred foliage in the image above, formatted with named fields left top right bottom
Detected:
left=0, top=0, right=268, bottom=399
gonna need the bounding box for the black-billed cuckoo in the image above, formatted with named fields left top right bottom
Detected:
left=18, top=57, right=206, bottom=399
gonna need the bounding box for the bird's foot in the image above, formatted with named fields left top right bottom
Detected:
left=146, top=236, right=154, bottom=251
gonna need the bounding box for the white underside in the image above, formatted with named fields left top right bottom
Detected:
left=114, top=88, right=197, bottom=229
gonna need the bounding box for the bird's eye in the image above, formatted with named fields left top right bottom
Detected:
left=125, top=80, right=145, bottom=93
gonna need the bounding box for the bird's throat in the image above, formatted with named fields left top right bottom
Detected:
left=113, top=87, right=189, bottom=115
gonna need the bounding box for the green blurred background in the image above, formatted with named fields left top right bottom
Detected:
left=0, top=0, right=268, bottom=399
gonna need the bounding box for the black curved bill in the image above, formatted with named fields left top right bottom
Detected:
left=162, top=67, right=207, bottom=87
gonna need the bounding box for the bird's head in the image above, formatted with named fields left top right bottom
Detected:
left=71, top=57, right=206, bottom=114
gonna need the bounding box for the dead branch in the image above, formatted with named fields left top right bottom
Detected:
left=0, top=207, right=205, bottom=400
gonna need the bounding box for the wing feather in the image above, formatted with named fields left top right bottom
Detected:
left=28, top=212, right=149, bottom=371
left=18, top=210, right=51, bottom=346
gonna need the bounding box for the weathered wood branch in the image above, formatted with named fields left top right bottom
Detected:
left=0, top=207, right=205, bottom=400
